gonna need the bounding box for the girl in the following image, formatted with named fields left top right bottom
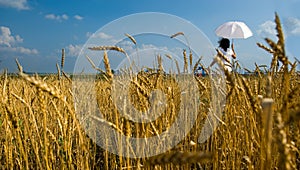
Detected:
left=210, top=38, right=236, bottom=72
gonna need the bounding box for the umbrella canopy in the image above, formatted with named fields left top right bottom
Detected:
left=215, top=21, right=253, bottom=39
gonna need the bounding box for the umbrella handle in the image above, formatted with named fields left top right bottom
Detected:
left=231, top=39, right=235, bottom=51
left=231, top=40, right=236, bottom=59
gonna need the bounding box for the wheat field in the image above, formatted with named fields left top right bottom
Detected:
left=0, top=13, right=299, bottom=170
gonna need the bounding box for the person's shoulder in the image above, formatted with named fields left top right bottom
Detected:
left=217, top=47, right=223, bottom=51
left=227, top=48, right=234, bottom=55
left=217, top=47, right=225, bottom=54
left=227, top=48, right=233, bottom=52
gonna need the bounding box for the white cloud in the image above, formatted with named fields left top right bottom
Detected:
left=66, top=44, right=82, bottom=57
left=86, top=32, right=120, bottom=45
left=61, top=14, right=68, bottom=20
left=284, top=17, right=300, bottom=36
left=97, top=32, right=113, bottom=39
left=74, top=15, right=83, bottom=20
left=18, top=47, right=38, bottom=54
left=0, top=46, right=38, bottom=55
left=45, top=14, right=56, bottom=20
left=86, top=32, right=92, bottom=38
left=0, top=0, right=29, bottom=10
left=86, top=32, right=113, bottom=39
left=0, top=26, right=23, bottom=47
left=45, top=14, right=84, bottom=22
left=257, top=20, right=277, bottom=39
left=258, top=17, right=300, bottom=39
left=45, top=14, right=69, bottom=22
left=0, top=26, right=38, bottom=55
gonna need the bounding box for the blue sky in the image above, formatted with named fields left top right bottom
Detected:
left=0, top=0, right=300, bottom=73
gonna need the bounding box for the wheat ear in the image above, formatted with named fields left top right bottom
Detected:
left=61, top=48, right=65, bottom=70
left=125, top=33, right=137, bottom=45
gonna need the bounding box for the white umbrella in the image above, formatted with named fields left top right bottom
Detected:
left=215, top=21, right=253, bottom=39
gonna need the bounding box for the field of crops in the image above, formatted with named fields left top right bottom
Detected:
left=0, top=14, right=299, bottom=170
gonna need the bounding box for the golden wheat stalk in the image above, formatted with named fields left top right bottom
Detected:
left=56, top=63, right=61, bottom=80
left=125, top=33, right=137, bottom=45
left=164, top=54, right=172, bottom=60
left=157, top=54, right=164, bottom=72
left=136, top=73, right=153, bottom=88
left=89, top=115, right=123, bottom=134
left=170, top=32, right=184, bottom=38
left=213, top=56, right=236, bottom=97
left=174, top=59, right=180, bottom=74
left=192, top=56, right=203, bottom=73
left=131, top=78, right=150, bottom=98
left=216, top=48, right=230, bottom=63
left=62, top=71, right=72, bottom=82
left=195, top=77, right=207, bottom=90
left=243, top=67, right=252, bottom=73
left=275, top=12, right=285, bottom=49
left=264, top=38, right=279, bottom=53
left=170, top=31, right=192, bottom=65
left=241, top=77, right=259, bottom=114
left=85, top=55, right=105, bottom=74
left=88, top=45, right=132, bottom=69
left=214, top=56, right=231, bottom=78
left=261, top=98, right=274, bottom=170
left=288, top=62, right=297, bottom=76
left=189, top=51, right=193, bottom=72
left=257, top=43, right=274, bottom=54
left=254, top=63, right=262, bottom=79
left=103, top=50, right=113, bottom=79
left=88, top=46, right=126, bottom=54
left=199, top=62, right=209, bottom=75
left=19, top=72, right=63, bottom=99
left=275, top=110, right=292, bottom=170
left=1, top=69, right=8, bottom=103
left=183, top=49, right=188, bottom=73
left=15, top=58, right=23, bottom=73
left=61, top=48, right=65, bottom=70
left=273, top=14, right=290, bottom=121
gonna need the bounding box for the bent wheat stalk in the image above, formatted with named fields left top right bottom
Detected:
left=88, top=46, right=126, bottom=54
left=88, top=45, right=132, bottom=70
left=125, top=33, right=137, bottom=45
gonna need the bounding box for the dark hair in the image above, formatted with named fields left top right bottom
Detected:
left=218, top=38, right=230, bottom=52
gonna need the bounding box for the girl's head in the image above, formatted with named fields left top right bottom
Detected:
left=218, top=38, right=230, bottom=51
